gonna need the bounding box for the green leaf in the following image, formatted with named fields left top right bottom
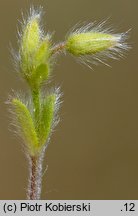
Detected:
left=37, top=94, right=56, bottom=146
left=34, top=38, right=51, bottom=66
left=12, top=98, right=39, bottom=156
left=28, top=64, right=49, bottom=89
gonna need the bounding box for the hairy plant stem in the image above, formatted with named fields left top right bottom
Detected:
left=29, top=156, right=38, bottom=199
left=27, top=89, right=41, bottom=199
left=51, top=42, right=65, bottom=55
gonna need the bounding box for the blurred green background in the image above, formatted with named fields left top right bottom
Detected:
left=0, top=0, right=137, bottom=200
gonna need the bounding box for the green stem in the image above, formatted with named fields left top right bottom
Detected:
left=29, top=89, right=40, bottom=199
left=32, top=89, right=40, bottom=122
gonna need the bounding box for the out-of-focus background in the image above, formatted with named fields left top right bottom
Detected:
left=0, top=0, right=137, bottom=200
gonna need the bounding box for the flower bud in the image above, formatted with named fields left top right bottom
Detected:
left=66, top=32, right=121, bottom=56
left=65, top=22, right=129, bottom=67
left=21, top=16, right=40, bottom=59
left=19, top=10, right=52, bottom=89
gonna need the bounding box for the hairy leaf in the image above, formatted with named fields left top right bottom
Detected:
left=37, top=94, right=56, bottom=146
left=12, top=98, right=39, bottom=156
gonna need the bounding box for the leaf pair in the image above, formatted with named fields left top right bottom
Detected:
left=11, top=93, right=57, bottom=156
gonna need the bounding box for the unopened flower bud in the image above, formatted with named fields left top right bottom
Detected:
left=21, top=16, right=40, bottom=59
left=65, top=23, right=129, bottom=66
left=66, top=32, right=120, bottom=56
left=18, top=10, right=52, bottom=89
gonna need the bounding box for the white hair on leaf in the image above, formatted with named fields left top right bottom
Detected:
left=39, top=86, right=63, bottom=149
